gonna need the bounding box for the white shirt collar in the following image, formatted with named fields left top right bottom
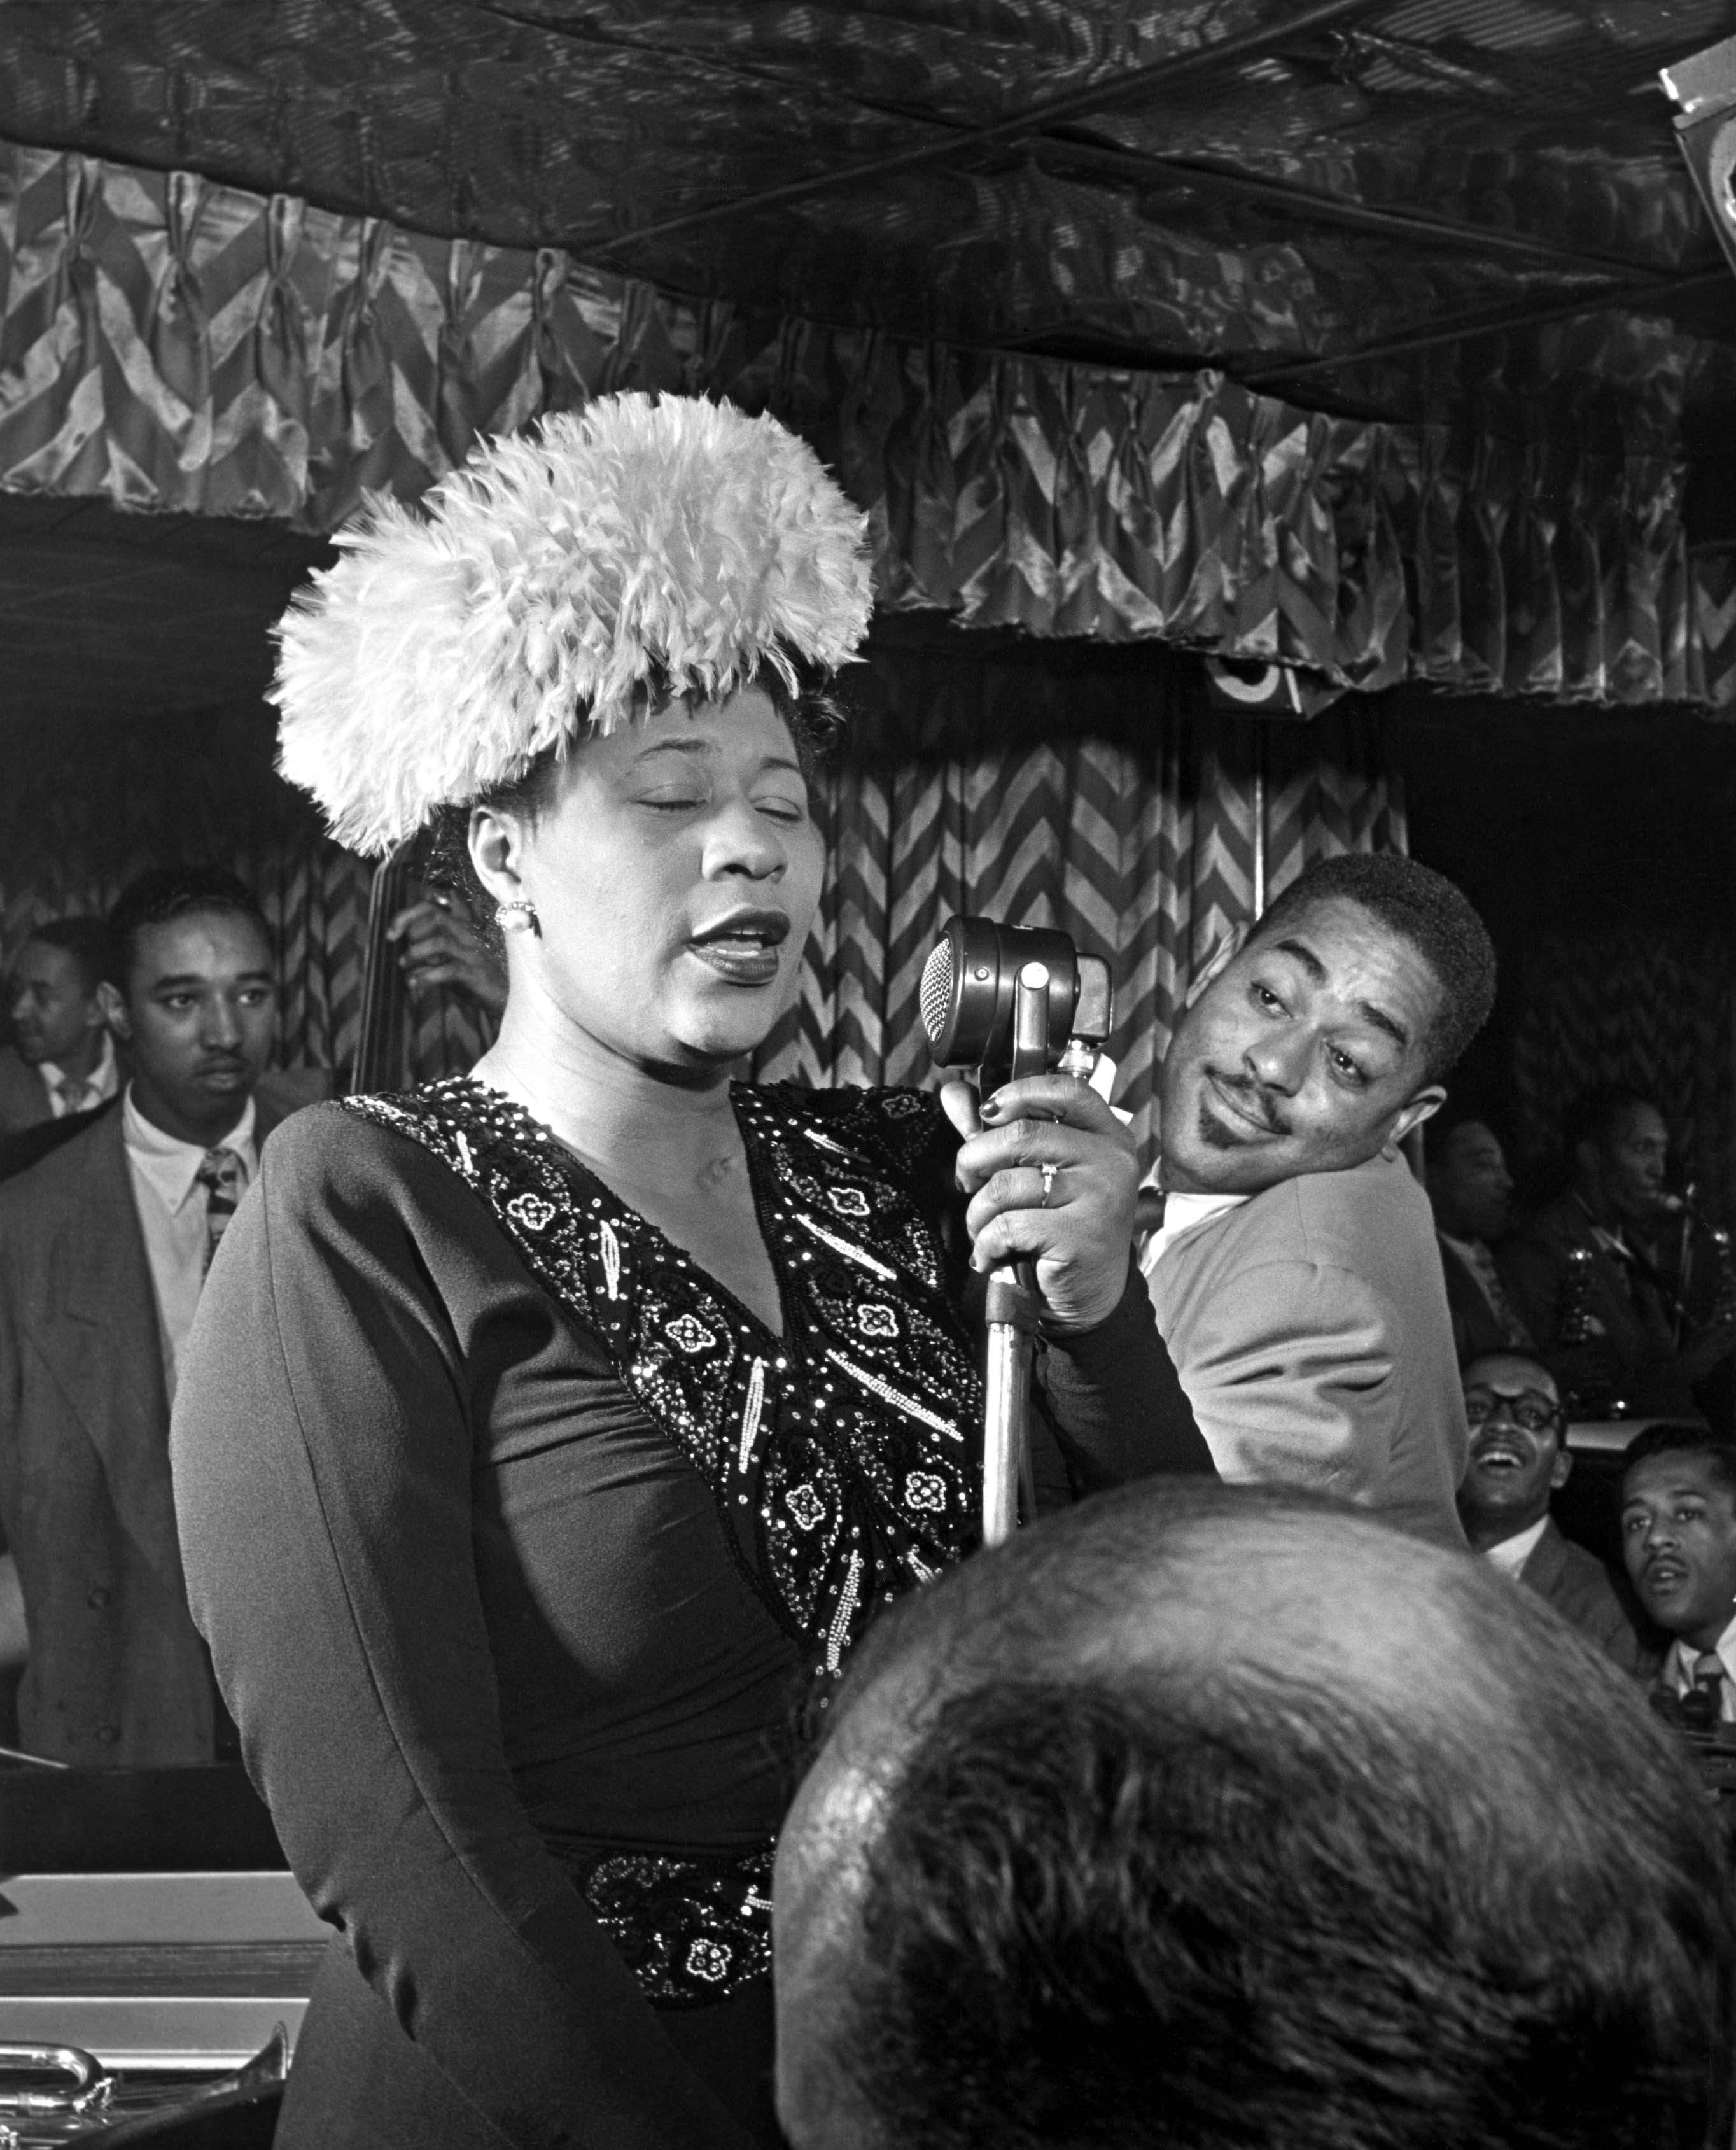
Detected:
left=122, top=1085, right=256, bottom=1214
left=1663, top=1612, right=1736, bottom=1696
left=1140, top=1179, right=1250, bottom=1270
left=1482, top=1515, right=1550, bottom=1578
left=38, top=1031, right=119, bottom=1110
left=1438, top=1229, right=1488, bottom=1265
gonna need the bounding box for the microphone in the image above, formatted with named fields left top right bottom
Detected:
left=918, top=916, right=1117, bottom=1549
left=919, top=917, right=1112, bottom=1090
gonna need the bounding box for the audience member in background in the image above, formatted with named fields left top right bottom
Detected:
left=1621, top=1422, right=1736, bottom=1729
left=0, top=916, right=122, bottom=1134
left=1425, top=1114, right=1532, bottom=1361
left=0, top=866, right=290, bottom=1765
left=775, top=1480, right=1733, bottom=2150
left=1136, top=854, right=1494, bottom=1550
left=386, top=889, right=507, bottom=1017
left=1458, top=1350, right=1641, bottom=1673
left=1502, top=1085, right=1736, bottom=1420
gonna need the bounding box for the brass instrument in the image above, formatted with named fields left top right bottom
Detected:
left=1660, top=1186, right=1736, bottom=1344
left=1556, top=1242, right=1599, bottom=1347
left=0, top=2028, right=285, bottom=2144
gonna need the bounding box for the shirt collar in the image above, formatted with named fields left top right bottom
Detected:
left=1664, top=1613, right=1736, bottom=1692
left=122, top=1085, right=256, bottom=1214
left=1140, top=1179, right=1251, bottom=1268
left=1483, top=1514, right=1550, bottom=1578
left=38, top=1031, right=118, bottom=1104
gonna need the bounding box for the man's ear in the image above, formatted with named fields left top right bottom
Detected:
left=1184, top=924, right=1246, bottom=1010
left=1551, top=1447, right=1573, bottom=1493
left=97, top=981, right=130, bottom=1040
left=1383, top=1086, right=1446, bottom=1160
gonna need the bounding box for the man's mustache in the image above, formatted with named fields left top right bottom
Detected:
left=1204, top=1067, right=1287, bottom=1136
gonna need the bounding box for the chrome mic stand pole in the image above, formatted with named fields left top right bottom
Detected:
left=982, top=962, right=1051, bottom=1547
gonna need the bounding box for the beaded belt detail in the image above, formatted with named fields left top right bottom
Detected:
left=572, top=1843, right=775, bottom=2009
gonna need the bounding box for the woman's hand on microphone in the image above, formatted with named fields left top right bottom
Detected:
left=941, top=1073, right=1139, bottom=1334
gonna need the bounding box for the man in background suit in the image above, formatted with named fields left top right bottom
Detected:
left=0, top=866, right=283, bottom=1765
left=1457, top=1349, right=1641, bottom=1673
left=1140, top=854, right=1496, bottom=1550
left=1424, top=1116, right=1533, bottom=1363
left=0, top=915, right=123, bottom=1134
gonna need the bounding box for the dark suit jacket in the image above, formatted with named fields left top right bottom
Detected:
left=1499, top=1193, right=1694, bottom=1418
left=0, top=1044, right=52, bottom=1136
left=0, top=1093, right=285, bottom=1764
left=1437, top=1233, right=1530, bottom=1365
left=1518, top=1517, right=1644, bottom=1677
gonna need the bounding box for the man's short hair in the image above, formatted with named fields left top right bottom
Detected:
left=1422, top=1109, right=1497, bottom=1169
left=1622, top=1421, right=1736, bottom=1503
left=1248, top=853, right=1496, bottom=1084
left=24, top=916, right=119, bottom=995
left=108, top=867, right=270, bottom=988
left=1565, top=1082, right=1659, bottom=1160
left=790, top=1485, right=1733, bottom=2150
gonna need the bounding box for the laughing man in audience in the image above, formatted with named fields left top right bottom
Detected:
left=1458, top=1350, right=1641, bottom=1673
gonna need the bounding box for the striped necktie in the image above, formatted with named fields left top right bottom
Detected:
left=1682, top=1652, right=1728, bottom=1731
left=195, top=1148, right=245, bottom=1276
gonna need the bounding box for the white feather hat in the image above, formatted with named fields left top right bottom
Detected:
left=272, top=393, right=875, bottom=855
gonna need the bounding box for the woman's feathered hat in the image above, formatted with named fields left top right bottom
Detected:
left=272, top=393, right=874, bottom=855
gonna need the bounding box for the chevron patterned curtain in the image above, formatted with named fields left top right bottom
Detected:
left=0, top=136, right=1725, bottom=710
left=0, top=661, right=1403, bottom=1146
left=751, top=656, right=1405, bottom=1166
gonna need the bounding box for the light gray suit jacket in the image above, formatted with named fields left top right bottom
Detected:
left=1143, top=1151, right=1469, bottom=1551
left=0, top=1095, right=285, bottom=1763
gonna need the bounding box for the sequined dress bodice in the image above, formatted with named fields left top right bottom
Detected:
left=344, top=1076, right=983, bottom=1687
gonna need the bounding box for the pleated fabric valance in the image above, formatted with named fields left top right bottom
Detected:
left=0, top=136, right=1727, bottom=708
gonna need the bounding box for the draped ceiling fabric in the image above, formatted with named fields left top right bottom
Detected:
left=0, top=137, right=1731, bottom=710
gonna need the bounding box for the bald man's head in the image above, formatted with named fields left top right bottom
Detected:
left=776, top=1482, right=1732, bottom=2150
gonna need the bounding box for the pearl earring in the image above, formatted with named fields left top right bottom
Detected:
left=496, top=899, right=539, bottom=935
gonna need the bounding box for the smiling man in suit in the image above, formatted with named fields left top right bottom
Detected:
left=1139, top=855, right=1496, bottom=1550
left=0, top=866, right=283, bottom=1765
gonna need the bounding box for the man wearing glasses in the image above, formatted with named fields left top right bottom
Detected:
left=1458, top=1351, right=1642, bottom=1673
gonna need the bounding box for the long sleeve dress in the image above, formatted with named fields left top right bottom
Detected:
left=170, top=1078, right=1205, bottom=2150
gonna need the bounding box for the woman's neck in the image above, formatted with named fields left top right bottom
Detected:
left=472, top=1001, right=742, bottom=1198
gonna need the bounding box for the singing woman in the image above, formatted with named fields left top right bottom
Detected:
left=170, top=393, right=1206, bottom=2150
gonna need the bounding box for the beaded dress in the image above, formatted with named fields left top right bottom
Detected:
left=171, top=1078, right=1201, bottom=2150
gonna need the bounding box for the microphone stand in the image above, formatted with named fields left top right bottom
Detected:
left=981, top=962, right=1053, bottom=1547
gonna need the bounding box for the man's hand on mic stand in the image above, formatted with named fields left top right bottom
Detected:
left=942, top=1073, right=1140, bottom=1335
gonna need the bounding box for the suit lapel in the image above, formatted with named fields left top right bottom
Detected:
left=41, top=1112, right=181, bottom=1585
left=1518, top=1519, right=1566, bottom=1597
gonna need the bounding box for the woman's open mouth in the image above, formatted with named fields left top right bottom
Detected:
left=689, top=911, right=789, bottom=985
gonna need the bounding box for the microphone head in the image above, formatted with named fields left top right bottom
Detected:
left=920, top=916, right=1098, bottom=1074
left=918, top=934, right=956, bottom=1051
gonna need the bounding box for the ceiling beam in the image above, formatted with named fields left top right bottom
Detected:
left=595, top=0, right=1393, bottom=255
left=1031, top=139, right=1683, bottom=285
left=1236, top=267, right=1732, bottom=387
